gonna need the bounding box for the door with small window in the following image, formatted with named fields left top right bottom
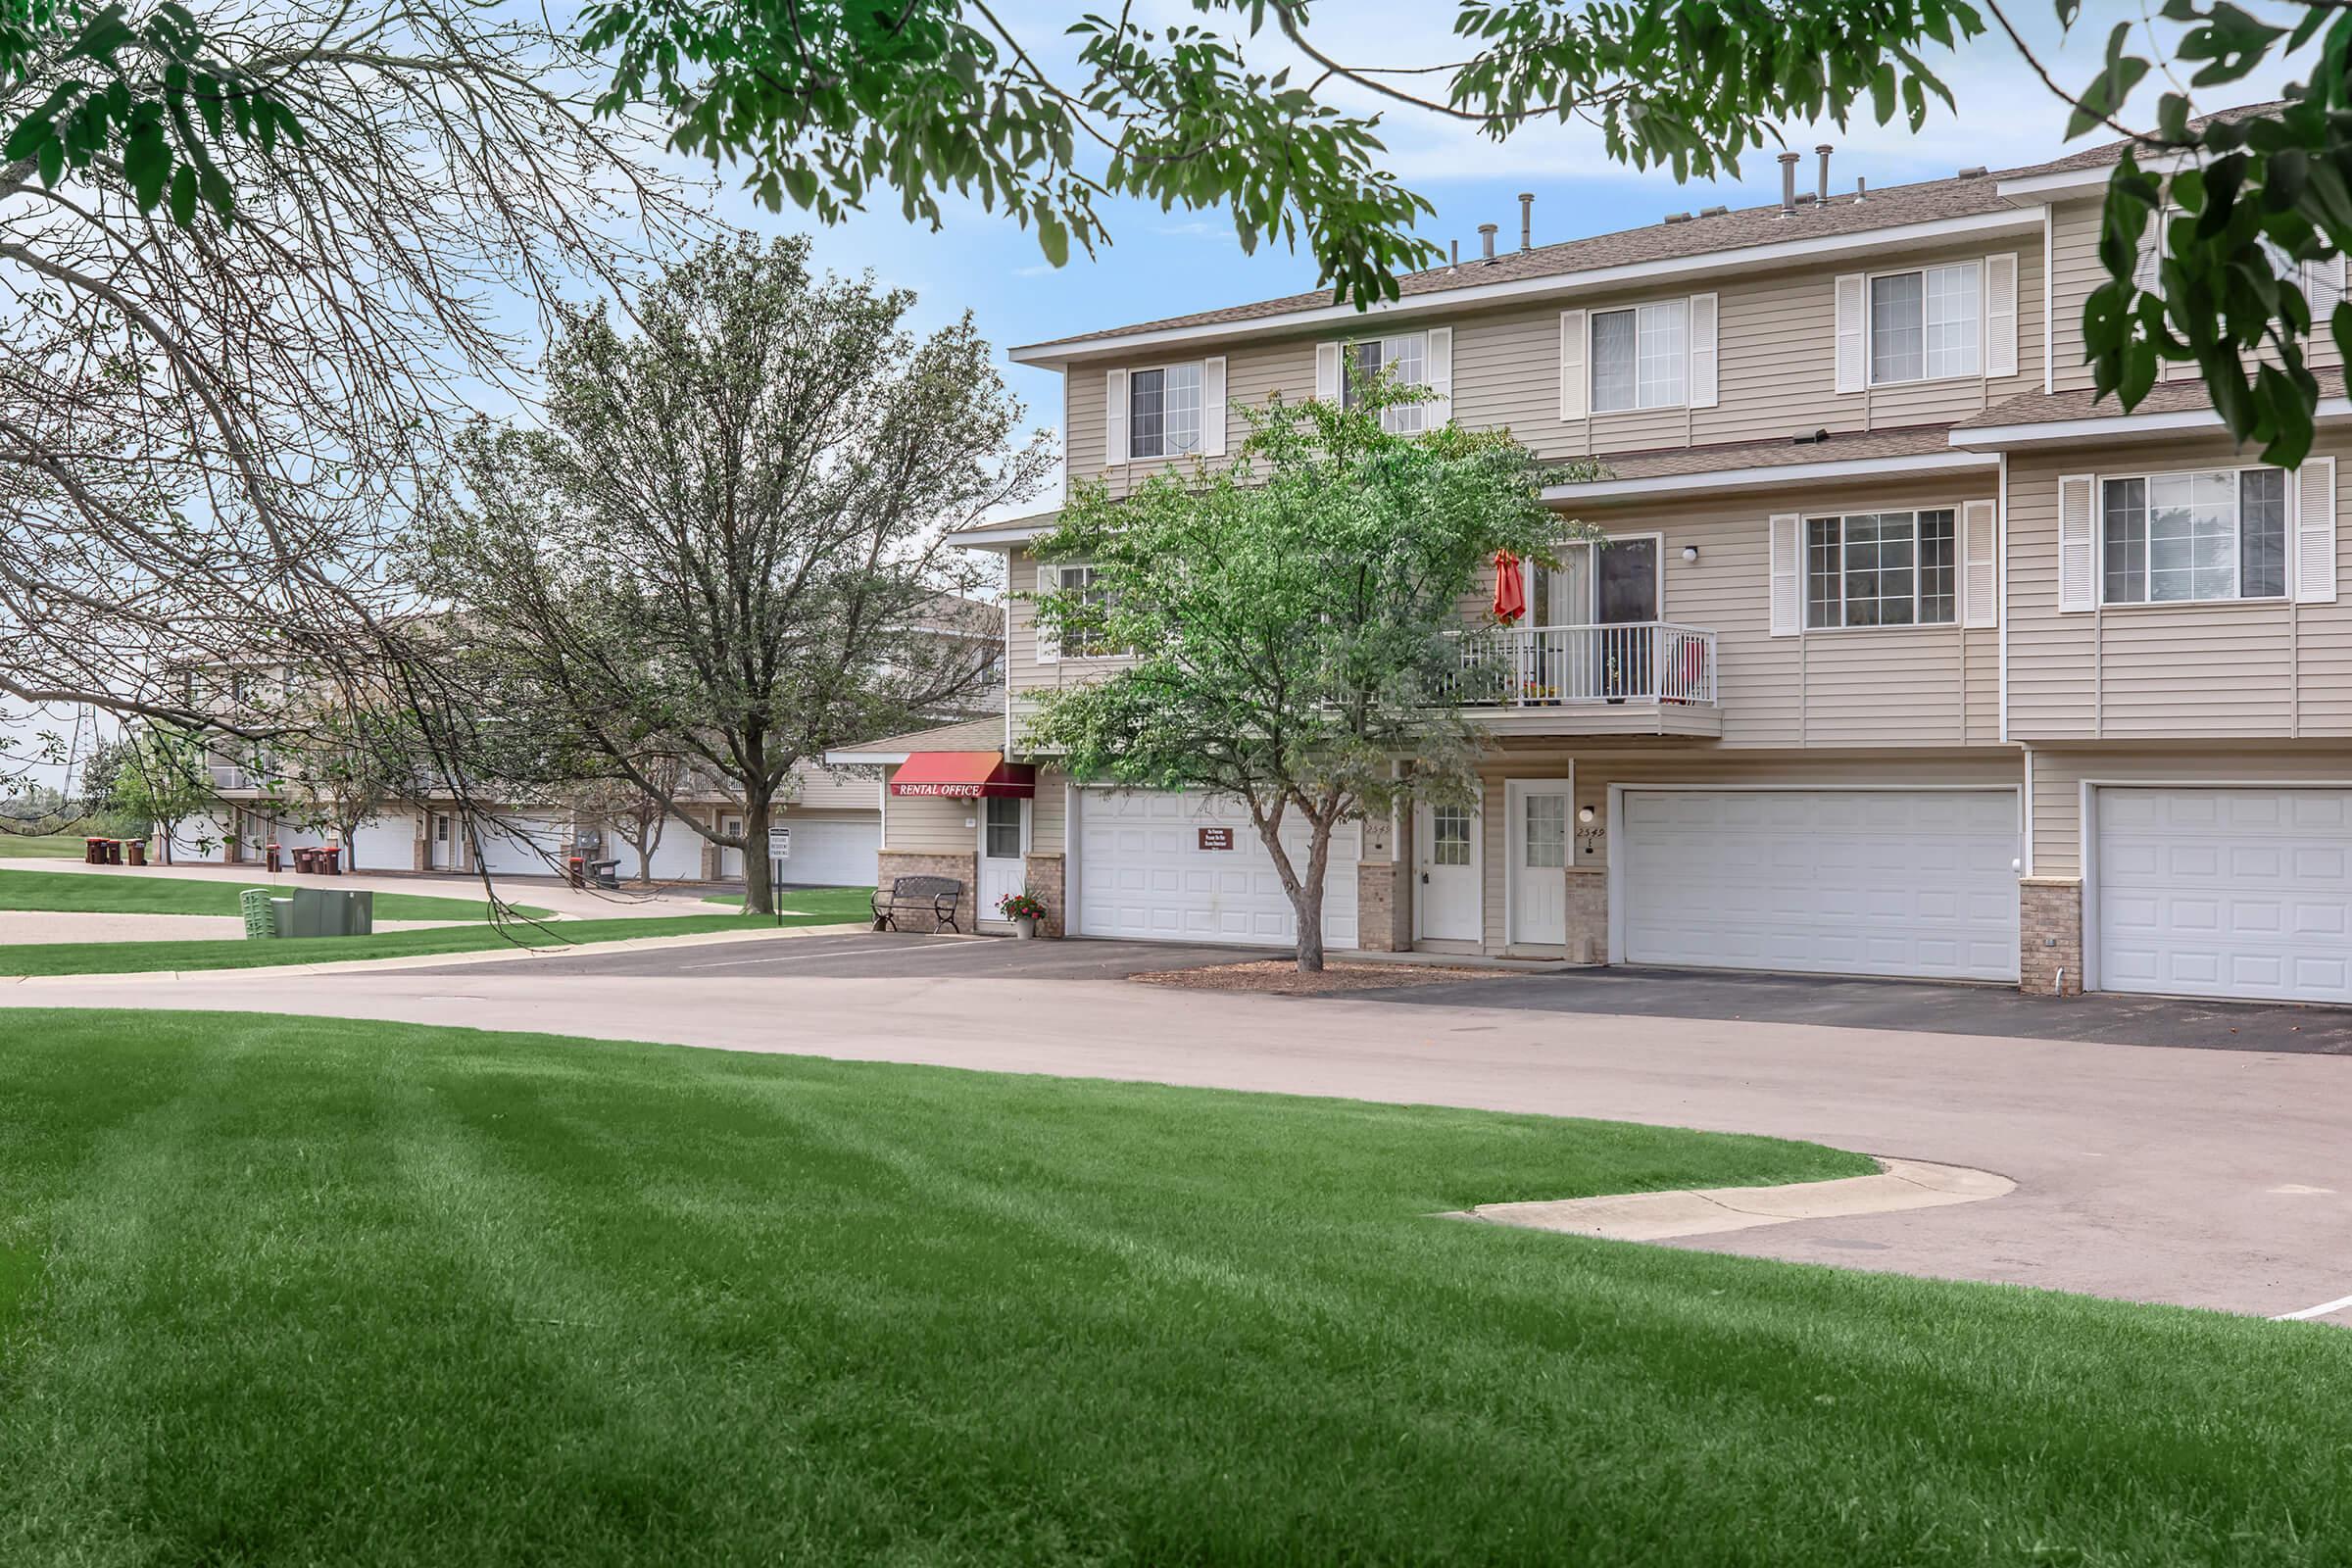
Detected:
left=428, top=812, right=453, bottom=870
left=1507, top=781, right=1572, bottom=947
left=1415, top=801, right=1482, bottom=943
left=977, top=795, right=1027, bottom=925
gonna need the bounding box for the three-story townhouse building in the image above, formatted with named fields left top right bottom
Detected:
left=851, top=119, right=2352, bottom=1004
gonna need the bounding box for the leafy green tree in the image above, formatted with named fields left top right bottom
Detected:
left=417, top=235, right=1047, bottom=915
left=1026, top=379, right=1595, bottom=973
left=576, top=0, right=2352, bottom=463
left=281, top=706, right=425, bottom=871
left=106, top=723, right=217, bottom=862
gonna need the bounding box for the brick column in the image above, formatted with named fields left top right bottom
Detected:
left=413, top=813, right=430, bottom=871
left=1022, top=852, right=1065, bottom=936
left=2020, top=877, right=2083, bottom=996
left=1562, top=866, right=1608, bottom=964
left=876, top=850, right=980, bottom=932
left=1355, top=860, right=1410, bottom=951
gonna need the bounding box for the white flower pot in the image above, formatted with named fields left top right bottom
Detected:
left=1012, top=913, right=1039, bottom=940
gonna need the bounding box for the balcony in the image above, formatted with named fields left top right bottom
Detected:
left=1439, top=622, right=1722, bottom=738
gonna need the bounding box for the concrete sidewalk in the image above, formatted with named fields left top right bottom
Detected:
left=5, top=967, right=2349, bottom=1322
left=0, top=857, right=719, bottom=920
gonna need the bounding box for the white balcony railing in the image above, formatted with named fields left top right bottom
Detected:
left=1442, top=622, right=1719, bottom=708
left=208, top=764, right=251, bottom=791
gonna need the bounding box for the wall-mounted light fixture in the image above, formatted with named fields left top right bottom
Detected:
left=1681, top=545, right=1699, bottom=564
left=1578, top=806, right=1596, bottom=824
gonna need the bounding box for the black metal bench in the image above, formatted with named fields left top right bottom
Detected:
left=872, top=874, right=963, bottom=933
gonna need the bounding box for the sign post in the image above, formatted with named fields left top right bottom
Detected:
left=766, top=824, right=791, bottom=926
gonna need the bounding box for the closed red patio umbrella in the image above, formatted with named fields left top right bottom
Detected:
left=1491, top=549, right=1527, bottom=621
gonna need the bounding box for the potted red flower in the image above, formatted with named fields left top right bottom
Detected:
left=996, top=889, right=1048, bottom=939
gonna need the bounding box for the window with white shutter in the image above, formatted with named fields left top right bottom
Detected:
left=2298, top=456, right=2338, bottom=604
left=1834, top=275, right=1865, bottom=394
left=1558, top=310, right=1588, bottom=420
left=2057, top=474, right=2097, bottom=613
left=1424, top=328, right=1452, bottom=425
left=1688, top=293, right=1718, bottom=408
left=1033, top=563, right=1061, bottom=663
left=1984, top=254, right=2018, bottom=379
left=1200, top=356, right=1227, bottom=457
left=1768, top=513, right=1801, bottom=636
left=1103, top=368, right=1129, bottom=466
left=1314, top=342, right=1341, bottom=402
left=1962, top=498, right=1998, bottom=627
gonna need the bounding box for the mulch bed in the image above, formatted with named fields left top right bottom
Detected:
left=1129, top=959, right=1509, bottom=996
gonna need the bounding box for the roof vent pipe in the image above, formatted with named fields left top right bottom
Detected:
left=1855, top=174, right=1867, bottom=203
left=1518, top=192, right=1535, bottom=252
left=1448, top=238, right=1459, bottom=272
left=1816, top=144, right=1833, bottom=205
left=1777, top=151, right=1800, bottom=216
left=1478, top=222, right=1498, bottom=262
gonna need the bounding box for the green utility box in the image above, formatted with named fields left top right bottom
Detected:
left=239, top=887, right=374, bottom=940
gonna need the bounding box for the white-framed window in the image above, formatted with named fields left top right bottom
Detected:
left=1590, top=300, right=1688, bottom=413
left=2099, top=466, right=2286, bottom=605
left=1869, top=262, right=1980, bottom=384
left=1128, top=363, right=1202, bottom=460
left=1343, top=333, right=1428, bottom=433
left=983, top=795, right=1023, bottom=858
left=1804, top=510, right=1958, bottom=628
left=1047, top=562, right=1121, bottom=659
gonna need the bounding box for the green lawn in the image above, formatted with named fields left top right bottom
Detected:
left=0, top=866, right=551, bottom=924
left=703, top=885, right=872, bottom=918
left=0, top=911, right=859, bottom=976
left=0, top=1010, right=2343, bottom=1563
left=0, top=832, right=107, bottom=858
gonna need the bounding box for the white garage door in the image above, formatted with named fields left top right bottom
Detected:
left=1078, top=790, right=1359, bottom=949
left=2096, top=788, right=2352, bottom=1003
left=347, top=812, right=417, bottom=872
left=474, top=812, right=567, bottom=876
left=773, top=815, right=879, bottom=887
left=1621, top=789, right=2020, bottom=981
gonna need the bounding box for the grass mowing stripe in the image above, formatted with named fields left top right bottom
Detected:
left=0, top=1009, right=2346, bottom=1564
left=0, top=866, right=552, bottom=923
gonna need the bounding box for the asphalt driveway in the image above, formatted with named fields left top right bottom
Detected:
left=409, top=930, right=2352, bottom=1055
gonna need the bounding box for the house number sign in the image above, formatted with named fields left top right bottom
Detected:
left=1197, top=827, right=1235, bottom=851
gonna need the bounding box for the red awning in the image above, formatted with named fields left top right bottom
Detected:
left=890, top=752, right=1036, bottom=799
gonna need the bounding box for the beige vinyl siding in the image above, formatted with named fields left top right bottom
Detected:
left=877, top=776, right=973, bottom=855
left=2006, top=433, right=2352, bottom=743
left=1029, top=775, right=1067, bottom=855
left=1470, top=745, right=2021, bottom=952
left=2025, top=745, right=2352, bottom=877
left=1550, top=473, right=2001, bottom=750
left=788, top=763, right=878, bottom=811
left=2044, top=193, right=2341, bottom=395
left=1057, top=234, right=2044, bottom=488
left=1002, top=544, right=1133, bottom=743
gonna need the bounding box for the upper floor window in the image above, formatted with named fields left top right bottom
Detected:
left=1591, top=300, right=1687, bottom=412
left=1044, top=562, right=1122, bottom=659
left=1870, top=262, right=1979, bottom=384
left=1805, top=510, right=1957, bottom=628
left=1343, top=333, right=1428, bottom=433
left=1129, top=364, right=1202, bottom=460
left=2100, top=467, right=2285, bottom=605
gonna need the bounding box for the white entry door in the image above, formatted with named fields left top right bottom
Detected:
left=1416, top=801, right=1482, bottom=942
left=1507, top=780, right=1572, bottom=946
left=428, top=812, right=453, bottom=870
left=718, top=814, right=744, bottom=880
left=977, top=796, right=1027, bottom=924
left=2096, top=787, right=2352, bottom=1003
left=1618, top=788, right=2019, bottom=981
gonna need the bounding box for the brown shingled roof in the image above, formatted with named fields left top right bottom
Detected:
left=1559, top=425, right=1966, bottom=483
left=1954, top=370, right=2347, bottom=432
left=1016, top=106, right=2287, bottom=357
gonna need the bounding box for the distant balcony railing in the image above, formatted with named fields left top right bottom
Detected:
left=208, top=764, right=251, bottom=791
left=1440, top=622, right=1719, bottom=708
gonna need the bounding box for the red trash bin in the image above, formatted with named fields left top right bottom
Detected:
left=267, top=843, right=282, bottom=873
left=103, top=839, right=122, bottom=865
left=320, top=847, right=341, bottom=876
left=125, top=840, right=146, bottom=867
left=84, top=837, right=103, bottom=864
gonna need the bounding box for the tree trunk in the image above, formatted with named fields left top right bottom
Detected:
left=742, top=789, right=775, bottom=914
left=1291, top=818, right=1334, bottom=973
left=635, top=838, right=654, bottom=883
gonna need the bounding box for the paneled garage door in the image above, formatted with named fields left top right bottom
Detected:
left=1077, top=790, right=1359, bottom=949
left=773, top=815, right=879, bottom=888
left=474, top=811, right=568, bottom=876
left=1620, top=789, right=2020, bottom=981
left=2096, top=788, right=2352, bottom=1003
